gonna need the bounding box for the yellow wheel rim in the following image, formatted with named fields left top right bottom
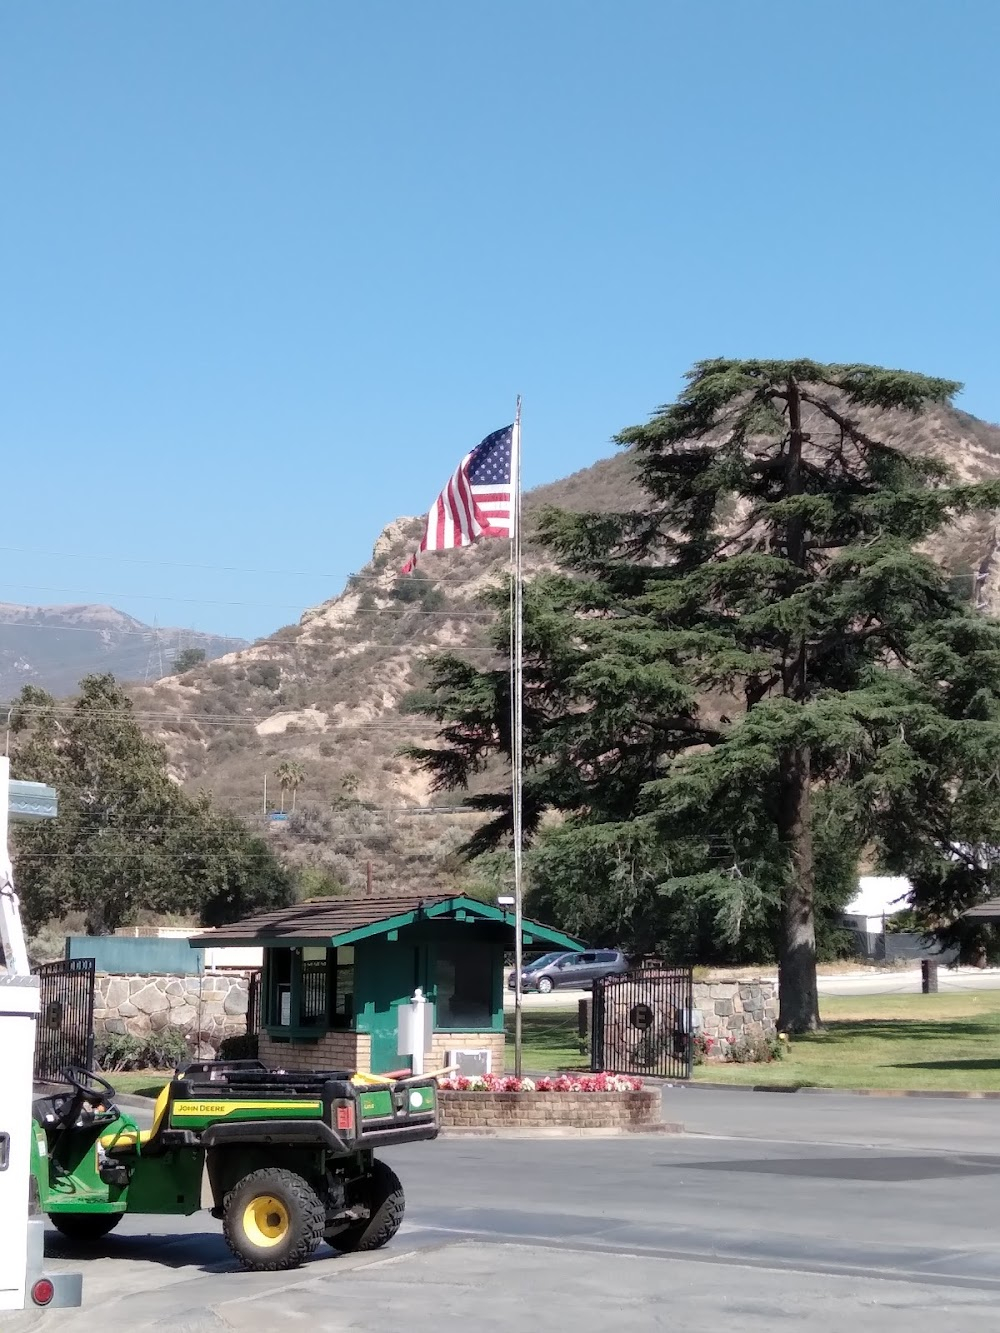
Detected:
left=242, top=1195, right=289, bottom=1248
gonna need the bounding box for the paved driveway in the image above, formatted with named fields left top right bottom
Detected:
left=505, top=967, right=1000, bottom=1008
left=5, top=1092, right=1000, bottom=1331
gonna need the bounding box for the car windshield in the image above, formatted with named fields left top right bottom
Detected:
left=524, top=952, right=564, bottom=972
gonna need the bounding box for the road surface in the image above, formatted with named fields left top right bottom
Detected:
left=6, top=1090, right=1000, bottom=1330
left=504, top=967, right=1000, bottom=1008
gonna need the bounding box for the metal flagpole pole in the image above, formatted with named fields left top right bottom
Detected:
left=511, top=396, right=524, bottom=1077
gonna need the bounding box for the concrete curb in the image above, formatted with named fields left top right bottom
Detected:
left=669, top=1081, right=1000, bottom=1101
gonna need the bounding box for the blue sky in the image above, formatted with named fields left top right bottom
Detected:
left=3, top=1, right=998, bottom=643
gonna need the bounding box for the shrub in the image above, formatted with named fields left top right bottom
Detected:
left=727, top=1033, right=785, bottom=1064
left=694, top=1031, right=785, bottom=1064
left=397, top=688, right=437, bottom=715
left=218, top=1033, right=259, bottom=1061
left=96, top=1027, right=191, bottom=1072
left=246, top=663, right=281, bottom=691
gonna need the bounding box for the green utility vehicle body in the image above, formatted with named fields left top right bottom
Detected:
left=30, top=1060, right=438, bottom=1270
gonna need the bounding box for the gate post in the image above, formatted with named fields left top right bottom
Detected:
left=590, top=982, right=604, bottom=1073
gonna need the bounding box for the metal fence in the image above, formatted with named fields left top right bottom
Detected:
left=591, top=963, right=694, bottom=1080
left=34, top=958, right=96, bottom=1082
left=842, top=928, right=959, bottom=965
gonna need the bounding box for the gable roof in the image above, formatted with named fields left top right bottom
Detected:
left=963, top=898, right=1000, bottom=920
left=197, top=892, right=585, bottom=952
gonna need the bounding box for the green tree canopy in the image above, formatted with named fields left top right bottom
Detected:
left=405, top=360, right=1000, bottom=1030
left=10, top=674, right=293, bottom=934
left=172, top=647, right=207, bottom=673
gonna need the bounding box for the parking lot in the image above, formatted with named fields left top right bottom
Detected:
left=5, top=1089, right=1000, bottom=1331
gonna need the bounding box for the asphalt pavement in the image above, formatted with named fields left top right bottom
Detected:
left=6, top=1091, right=1000, bottom=1330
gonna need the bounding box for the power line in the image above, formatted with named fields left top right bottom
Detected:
left=0, top=544, right=353, bottom=580
left=0, top=586, right=499, bottom=616
left=0, top=620, right=246, bottom=640
left=0, top=583, right=332, bottom=612
left=5, top=703, right=444, bottom=730
left=0, top=544, right=503, bottom=586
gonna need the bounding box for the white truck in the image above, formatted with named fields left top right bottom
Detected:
left=0, top=755, right=81, bottom=1312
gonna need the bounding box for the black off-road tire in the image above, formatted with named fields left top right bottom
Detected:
left=327, top=1158, right=405, bottom=1253
left=49, top=1211, right=123, bottom=1244
left=222, top=1167, right=325, bottom=1272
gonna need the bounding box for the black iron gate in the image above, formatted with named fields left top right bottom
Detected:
left=591, top=963, right=694, bottom=1079
left=246, top=969, right=262, bottom=1037
left=33, top=958, right=96, bottom=1082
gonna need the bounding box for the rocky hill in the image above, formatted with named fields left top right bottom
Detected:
left=0, top=604, right=246, bottom=698
left=130, top=402, right=1000, bottom=895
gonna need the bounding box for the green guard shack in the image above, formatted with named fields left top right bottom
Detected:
left=198, top=893, right=583, bottom=1075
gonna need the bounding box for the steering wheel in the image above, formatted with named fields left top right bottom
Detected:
left=58, top=1065, right=117, bottom=1125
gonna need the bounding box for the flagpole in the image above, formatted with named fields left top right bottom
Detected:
left=511, top=396, right=524, bottom=1077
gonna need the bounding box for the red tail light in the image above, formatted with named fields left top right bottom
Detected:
left=335, top=1103, right=354, bottom=1132
left=32, top=1279, right=54, bottom=1306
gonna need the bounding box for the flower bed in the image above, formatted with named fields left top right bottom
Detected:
left=435, top=1072, right=662, bottom=1132
left=437, top=1073, right=643, bottom=1093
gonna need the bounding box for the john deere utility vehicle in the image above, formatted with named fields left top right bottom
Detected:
left=30, top=1059, right=439, bottom=1271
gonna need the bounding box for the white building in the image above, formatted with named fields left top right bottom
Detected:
left=843, top=876, right=912, bottom=934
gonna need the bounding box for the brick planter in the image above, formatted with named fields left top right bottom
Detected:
left=439, top=1089, right=662, bottom=1132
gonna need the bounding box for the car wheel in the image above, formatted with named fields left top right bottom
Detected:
left=537, top=976, right=554, bottom=994
left=327, top=1158, right=405, bottom=1253
left=222, top=1168, right=324, bottom=1271
left=48, top=1211, right=122, bottom=1244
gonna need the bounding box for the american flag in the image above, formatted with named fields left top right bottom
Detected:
left=401, top=424, right=516, bottom=574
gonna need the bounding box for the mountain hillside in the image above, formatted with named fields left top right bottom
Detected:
left=130, top=402, right=1000, bottom=895
left=0, top=604, right=246, bottom=698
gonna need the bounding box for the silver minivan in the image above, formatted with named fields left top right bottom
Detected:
left=508, top=949, right=629, bottom=994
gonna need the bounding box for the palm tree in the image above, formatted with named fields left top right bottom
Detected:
left=275, top=760, right=305, bottom=812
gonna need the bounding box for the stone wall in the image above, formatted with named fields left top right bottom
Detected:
left=93, top=972, right=250, bottom=1055
left=692, top=978, right=777, bottom=1043
left=439, top=1090, right=662, bottom=1132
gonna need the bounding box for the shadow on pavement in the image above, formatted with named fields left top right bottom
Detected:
left=45, top=1227, right=239, bottom=1273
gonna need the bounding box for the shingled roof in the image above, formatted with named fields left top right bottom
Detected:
left=195, top=892, right=584, bottom=951
left=962, top=899, right=1000, bottom=920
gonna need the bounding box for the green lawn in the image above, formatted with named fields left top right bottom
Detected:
left=505, top=1009, right=589, bottom=1073
left=694, top=990, right=1000, bottom=1092
left=110, top=1071, right=171, bottom=1099
left=110, top=991, right=1000, bottom=1094
left=508, top=992, right=1000, bottom=1091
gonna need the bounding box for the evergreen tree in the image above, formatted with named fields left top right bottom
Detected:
left=406, top=361, right=1000, bottom=1031
left=172, top=647, right=207, bottom=673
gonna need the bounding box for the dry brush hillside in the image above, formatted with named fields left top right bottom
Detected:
left=131, top=403, right=1000, bottom=896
